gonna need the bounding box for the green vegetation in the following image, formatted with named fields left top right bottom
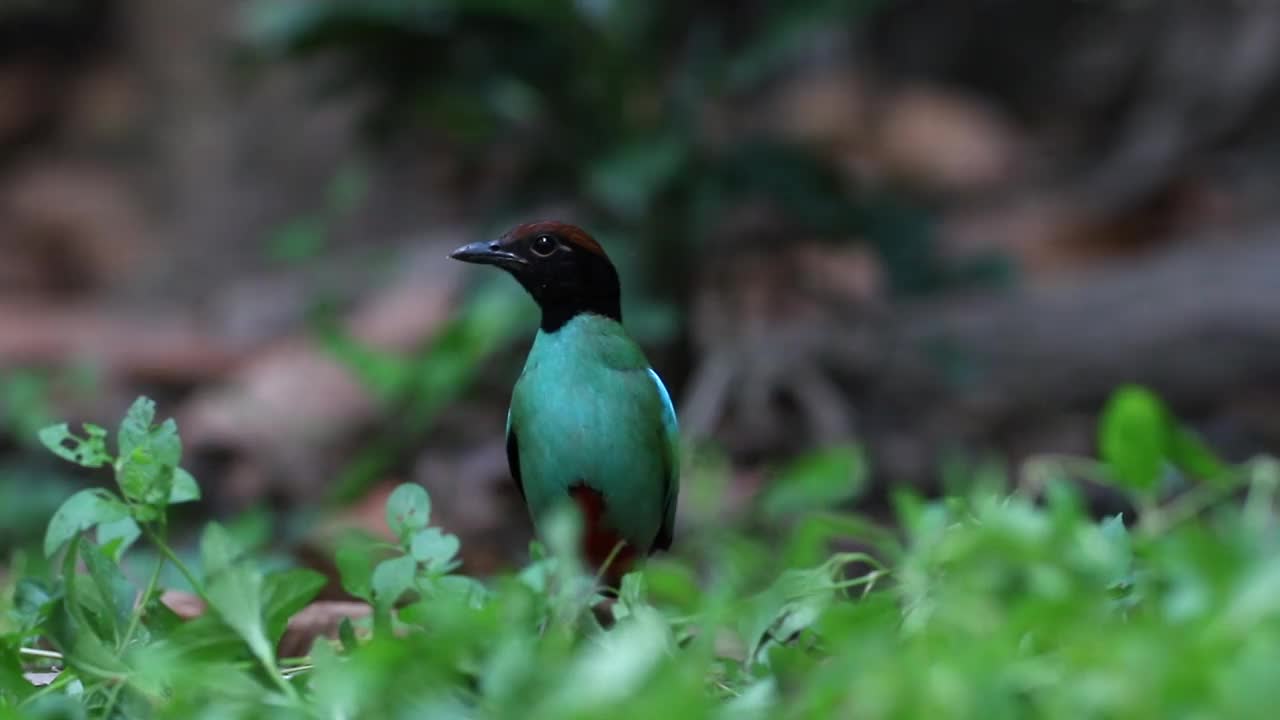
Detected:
left=3, top=388, right=1278, bottom=719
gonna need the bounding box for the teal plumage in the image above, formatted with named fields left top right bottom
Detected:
left=451, top=221, right=679, bottom=585
left=507, top=314, right=678, bottom=556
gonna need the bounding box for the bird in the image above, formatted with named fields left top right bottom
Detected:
left=449, top=221, right=679, bottom=591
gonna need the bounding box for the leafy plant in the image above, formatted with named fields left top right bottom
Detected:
left=6, top=390, right=1280, bottom=719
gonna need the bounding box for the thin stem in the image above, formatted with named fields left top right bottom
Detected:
left=831, top=570, right=889, bottom=594
left=1018, top=455, right=1116, bottom=499
left=1139, top=472, right=1246, bottom=537
left=121, top=546, right=166, bottom=649
left=144, top=527, right=208, bottom=602
left=18, top=648, right=63, bottom=660
left=281, top=664, right=314, bottom=680
left=592, top=541, right=628, bottom=590
left=101, top=544, right=167, bottom=720
left=266, top=658, right=302, bottom=702
left=829, top=551, right=889, bottom=573
left=101, top=680, right=126, bottom=719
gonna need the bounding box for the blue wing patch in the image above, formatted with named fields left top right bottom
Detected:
left=647, top=368, right=679, bottom=551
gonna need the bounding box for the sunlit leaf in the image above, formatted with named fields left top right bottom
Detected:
left=371, top=555, right=416, bottom=608
left=96, top=516, right=141, bottom=562
left=336, top=539, right=376, bottom=603
left=169, top=468, right=202, bottom=504
left=1169, top=427, right=1231, bottom=485
left=200, top=522, right=246, bottom=580
left=263, top=568, right=327, bottom=646
left=43, top=489, right=130, bottom=558
left=386, top=483, right=431, bottom=542
left=0, top=643, right=33, bottom=702
left=205, top=566, right=274, bottom=673
left=1098, top=385, right=1171, bottom=492
left=409, top=528, right=460, bottom=571
left=78, top=540, right=136, bottom=644
left=115, top=397, right=183, bottom=506
left=38, top=422, right=111, bottom=468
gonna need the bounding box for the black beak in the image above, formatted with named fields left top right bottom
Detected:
left=448, top=240, right=527, bottom=270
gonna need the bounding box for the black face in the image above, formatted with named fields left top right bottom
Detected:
left=449, top=223, right=621, bottom=332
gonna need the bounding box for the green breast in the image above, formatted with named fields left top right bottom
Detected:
left=508, top=314, right=675, bottom=553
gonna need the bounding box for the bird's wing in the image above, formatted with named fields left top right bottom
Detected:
left=647, top=368, right=679, bottom=551
left=505, top=408, right=526, bottom=502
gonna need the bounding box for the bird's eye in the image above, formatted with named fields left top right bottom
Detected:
left=530, top=234, right=558, bottom=257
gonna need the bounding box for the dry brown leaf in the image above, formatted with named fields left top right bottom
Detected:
left=279, top=601, right=371, bottom=658
left=160, top=589, right=372, bottom=658
left=874, top=85, right=1022, bottom=195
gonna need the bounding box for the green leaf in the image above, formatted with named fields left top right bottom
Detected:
left=116, top=418, right=182, bottom=507
left=338, top=617, right=358, bottom=652
left=611, top=572, right=648, bottom=623
left=49, top=538, right=130, bottom=681
left=205, top=565, right=275, bottom=673
left=168, top=468, right=202, bottom=504
left=0, top=643, right=33, bottom=702
left=86, top=395, right=189, bottom=513
left=96, top=516, right=141, bottom=561
left=78, top=540, right=136, bottom=644
left=642, top=560, right=702, bottom=613
left=1098, top=385, right=1172, bottom=492
left=759, top=445, right=867, bottom=519
left=335, top=539, right=375, bottom=602
left=262, top=568, right=327, bottom=646
left=432, top=575, right=489, bottom=608
left=200, top=522, right=246, bottom=580
left=620, top=571, right=646, bottom=610
left=160, top=613, right=245, bottom=663
left=1098, top=513, right=1135, bottom=594
left=1168, top=427, right=1231, bottom=484
left=385, top=483, right=431, bottom=542
left=11, top=578, right=55, bottom=634
left=371, top=555, right=417, bottom=608
left=741, top=557, right=847, bottom=667
left=43, top=489, right=130, bottom=558
left=409, top=528, right=460, bottom=571
left=38, top=422, right=111, bottom=468
left=551, top=606, right=672, bottom=711
left=117, top=397, right=157, bottom=458
left=720, top=678, right=778, bottom=720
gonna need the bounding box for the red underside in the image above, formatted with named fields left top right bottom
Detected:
left=567, top=483, right=637, bottom=588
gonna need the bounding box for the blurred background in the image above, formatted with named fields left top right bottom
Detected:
left=2, top=0, right=1280, bottom=584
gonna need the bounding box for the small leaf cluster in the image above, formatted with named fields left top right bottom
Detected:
left=334, top=483, right=476, bottom=636
left=39, top=398, right=200, bottom=561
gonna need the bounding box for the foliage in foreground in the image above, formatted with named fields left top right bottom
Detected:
left=3, top=388, right=1280, bottom=719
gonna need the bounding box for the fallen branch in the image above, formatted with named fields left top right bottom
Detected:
left=0, top=302, right=241, bottom=382
left=686, top=217, right=1280, bottom=480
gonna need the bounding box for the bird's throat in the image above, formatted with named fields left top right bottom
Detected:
left=538, top=295, right=621, bottom=333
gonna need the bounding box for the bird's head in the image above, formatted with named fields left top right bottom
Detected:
left=449, top=221, right=621, bottom=331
